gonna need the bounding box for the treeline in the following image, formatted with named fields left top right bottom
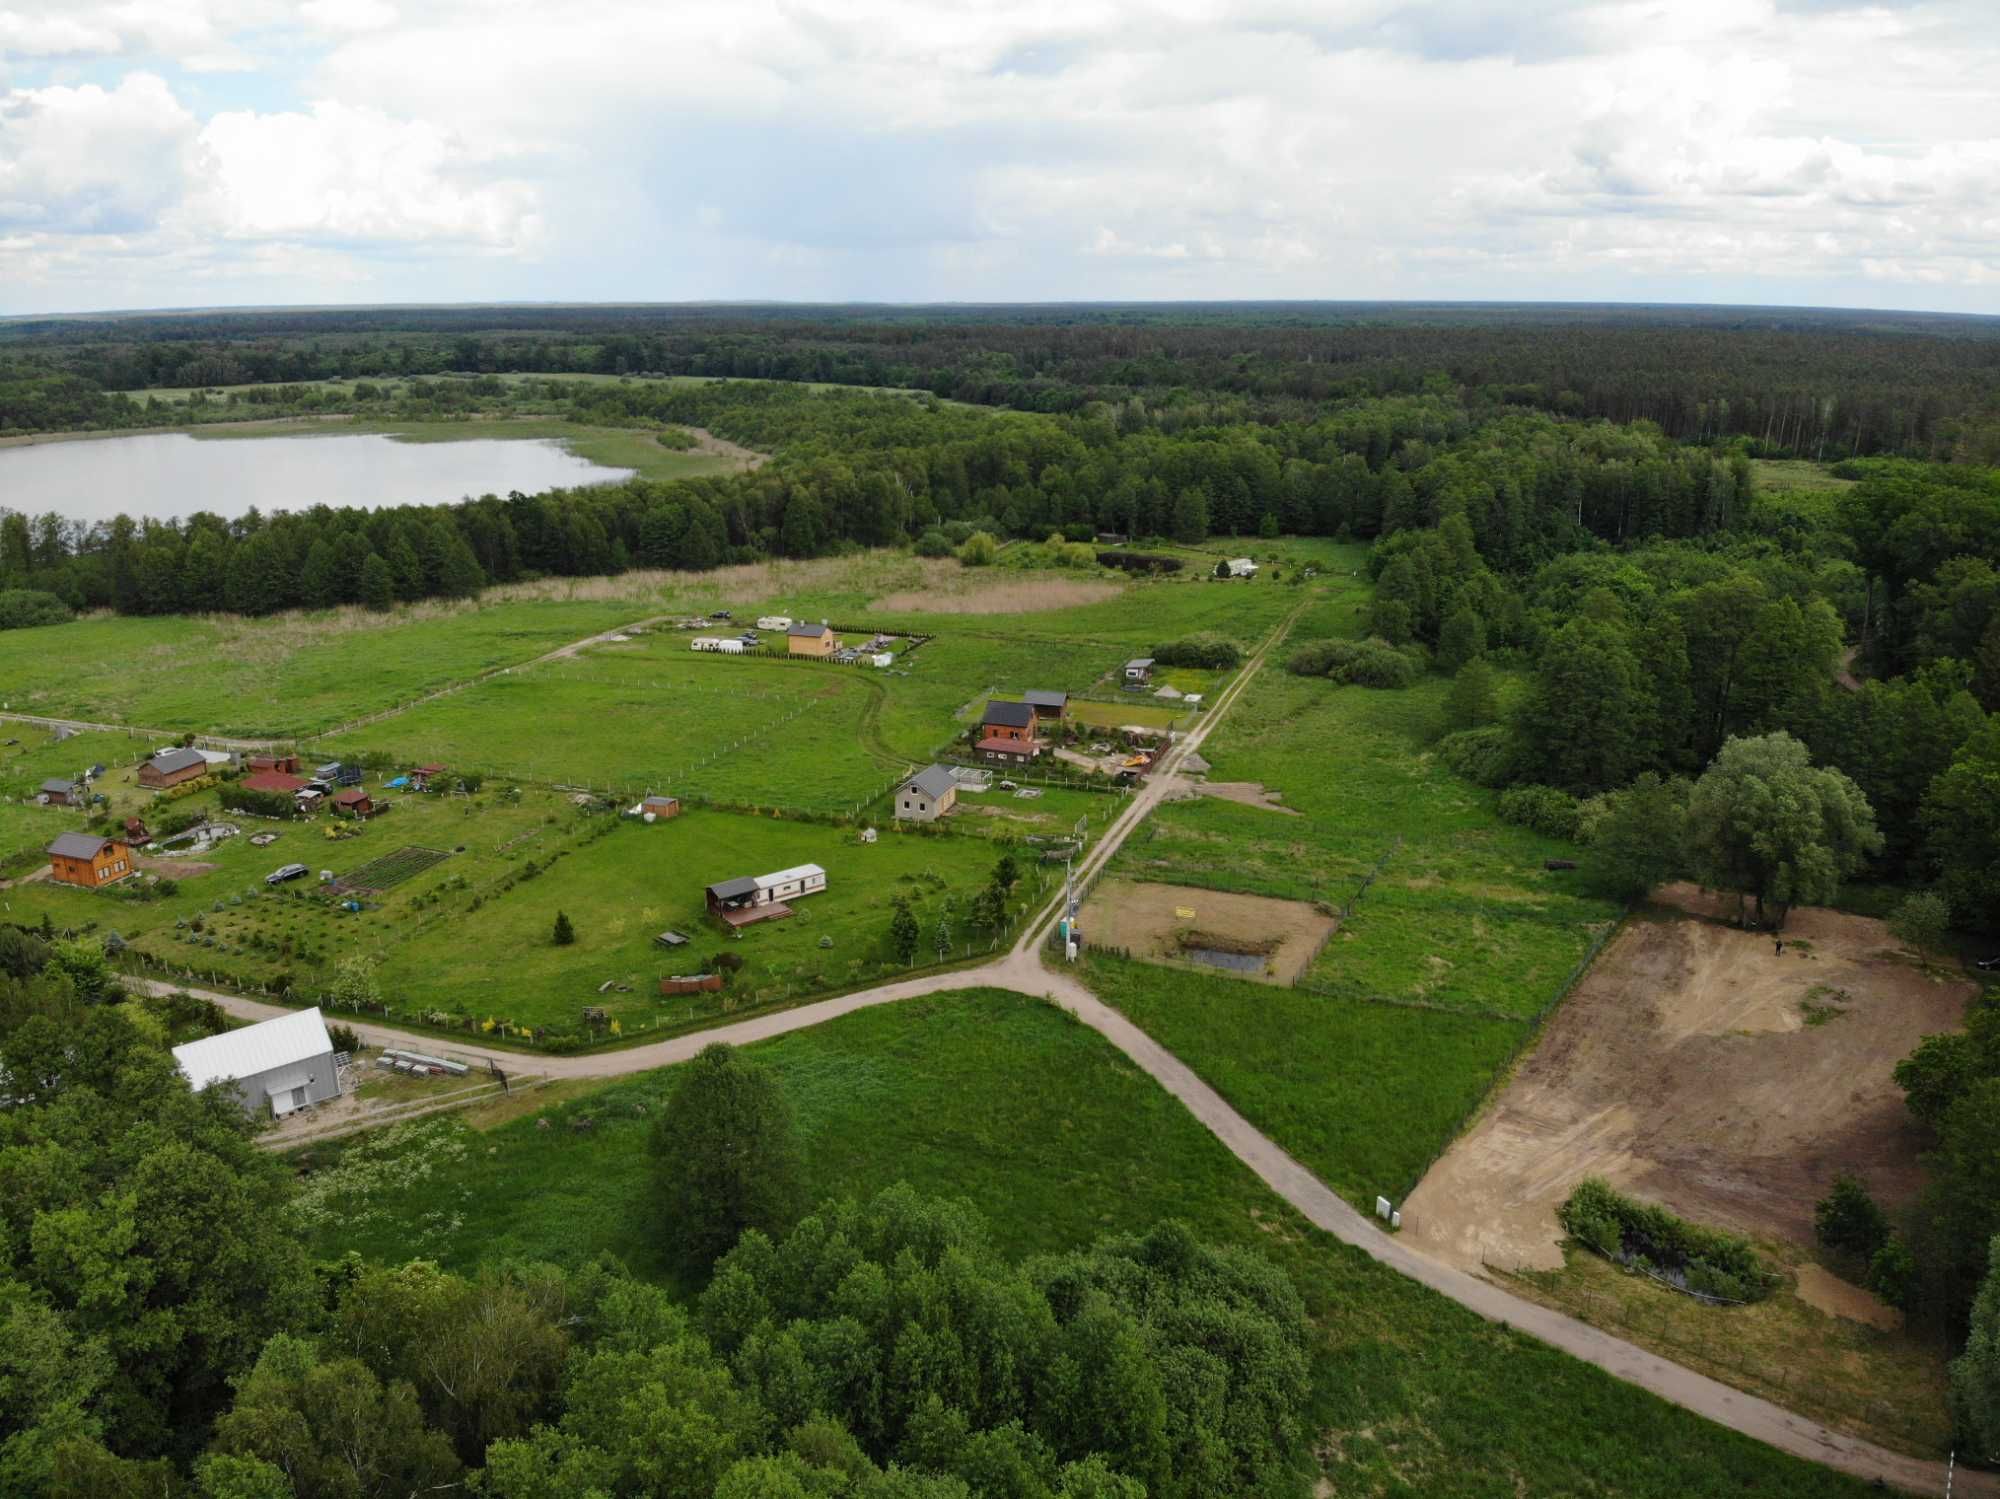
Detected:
left=0, top=382, right=1786, bottom=617
left=3, top=300, right=1998, bottom=459
left=0, top=938, right=1310, bottom=1497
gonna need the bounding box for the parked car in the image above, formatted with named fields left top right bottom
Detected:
left=713, top=610, right=733, bottom=620
left=1976, top=955, right=2000, bottom=972
left=266, top=862, right=309, bottom=886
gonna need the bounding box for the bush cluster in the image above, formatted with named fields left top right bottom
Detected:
left=1096, top=548, right=1182, bottom=574
left=1436, top=726, right=1517, bottom=787
left=1559, top=1178, right=1782, bottom=1303
left=1151, top=632, right=1243, bottom=669
left=1286, top=636, right=1424, bottom=688
left=1496, top=784, right=1584, bottom=841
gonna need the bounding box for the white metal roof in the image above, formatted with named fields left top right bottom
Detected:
left=173, top=1007, right=334, bottom=1091
left=755, top=863, right=826, bottom=889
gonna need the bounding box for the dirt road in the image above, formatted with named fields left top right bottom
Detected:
left=126, top=599, right=1986, bottom=1496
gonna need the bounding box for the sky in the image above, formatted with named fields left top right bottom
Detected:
left=0, top=0, right=1995, bottom=317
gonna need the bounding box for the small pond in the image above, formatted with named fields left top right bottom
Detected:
left=1183, top=947, right=1266, bottom=974
left=0, top=431, right=634, bottom=523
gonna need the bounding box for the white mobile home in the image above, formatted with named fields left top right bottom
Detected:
left=173, top=1007, right=343, bottom=1119
left=755, top=863, right=827, bottom=902
left=1224, top=557, right=1259, bottom=578
left=756, top=615, right=794, bottom=631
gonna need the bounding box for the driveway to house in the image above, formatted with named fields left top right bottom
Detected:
left=126, top=594, right=1990, bottom=1498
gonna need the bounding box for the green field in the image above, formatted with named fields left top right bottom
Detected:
left=327, top=640, right=903, bottom=813
left=368, top=808, right=1045, bottom=1034
left=1115, top=669, right=1618, bottom=1016
left=0, top=597, right=668, bottom=736
left=290, top=989, right=1873, bottom=1498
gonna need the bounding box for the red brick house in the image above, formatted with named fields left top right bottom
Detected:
left=975, top=700, right=1042, bottom=765
left=139, top=746, right=207, bottom=790
left=47, top=833, right=133, bottom=889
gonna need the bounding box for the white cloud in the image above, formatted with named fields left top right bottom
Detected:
left=194, top=100, right=539, bottom=248
left=1, top=0, right=1997, bottom=310
left=0, top=73, right=198, bottom=233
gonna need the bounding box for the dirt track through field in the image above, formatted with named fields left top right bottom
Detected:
left=1402, top=883, right=1975, bottom=1274
left=127, top=599, right=1991, bottom=1496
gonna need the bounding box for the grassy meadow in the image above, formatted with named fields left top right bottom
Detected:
left=289, top=989, right=1876, bottom=1497
left=0, top=597, right=662, bottom=735
left=1082, top=953, right=1532, bottom=1210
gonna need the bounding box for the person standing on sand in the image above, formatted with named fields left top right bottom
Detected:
left=1774, top=938, right=1783, bottom=956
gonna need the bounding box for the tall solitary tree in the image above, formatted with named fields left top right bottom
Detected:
left=650, top=1044, right=803, bottom=1276
left=1684, top=732, right=1881, bottom=929
left=888, top=898, right=920, bottom=966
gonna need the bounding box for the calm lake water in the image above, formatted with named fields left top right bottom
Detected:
left=0, top=431, right=635, bottom=524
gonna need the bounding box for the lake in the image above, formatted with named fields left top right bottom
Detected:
left=0, top=431, right=635, bottom=524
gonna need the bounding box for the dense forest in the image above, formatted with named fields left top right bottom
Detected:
left=4, top=301, right=2000, bottom=459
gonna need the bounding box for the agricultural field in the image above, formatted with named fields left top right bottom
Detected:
left=3, top=779, right=595, bottom=999
left=287, top=988, right=1874, bottom=1498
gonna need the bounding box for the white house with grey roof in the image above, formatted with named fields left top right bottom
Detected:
left=173, top=1007, right=343, bottom=1119
left=895, top=764, right=959, bottom=822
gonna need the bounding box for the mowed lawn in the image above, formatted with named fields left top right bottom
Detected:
left=289, top=989, right=1874, bottom=1499
left=329, top=640, right=902, bottom=813
left=370, top=810, right=1044, bottom=1033
left=0, top=597, right=665, bottom=736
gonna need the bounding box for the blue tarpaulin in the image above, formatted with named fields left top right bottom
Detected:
left=385, top=776, right=409, bottom=788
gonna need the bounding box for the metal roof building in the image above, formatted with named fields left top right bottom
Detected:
left=173, top=1007, right=342, bottom=1119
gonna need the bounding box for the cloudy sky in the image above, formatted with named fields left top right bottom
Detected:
left=0, top=0, right=1995, bottom=315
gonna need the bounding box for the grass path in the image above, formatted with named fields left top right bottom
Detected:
left=130, top=591, right=1985, bottom=1496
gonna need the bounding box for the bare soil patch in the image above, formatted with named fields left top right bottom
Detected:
left=870, top=578, right=1124, bottom=614
left=1198, top=780, right=1300, bottom=816
left=678, top=426, right=765, bottom=471
left=1403, top=883, right=1974, bottom=1274
left=1079, top=878, right=1335, bottom=985
left=1794, top=1263, right=1901, bottom=1331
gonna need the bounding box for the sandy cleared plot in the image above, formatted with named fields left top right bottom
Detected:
left=1403, top=883, right=1974, bottom=1274
left=869, top=579, right=1123, bottom=613
left=1198, top=780, right=1300, bottom=815
left=1080, top=877, right=1335, bottom=985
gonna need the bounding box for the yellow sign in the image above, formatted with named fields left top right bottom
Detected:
left=1175, top=906, right=1196, bottom=920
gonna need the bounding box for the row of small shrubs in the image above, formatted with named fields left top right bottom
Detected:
left=1151, top=632, right=1243, bottom=670
left=1559, top=1178, right=1784, bottom=1303
left=1285, top=636, right=1425, bottom=688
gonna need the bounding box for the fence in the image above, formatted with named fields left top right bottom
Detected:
left=1388, top=903, right=1632, bottom=1203
left=1519, top=1274, right=1935, bottom=1456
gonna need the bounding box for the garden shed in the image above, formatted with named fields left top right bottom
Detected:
left=37, top=777, right=79, bottom=807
